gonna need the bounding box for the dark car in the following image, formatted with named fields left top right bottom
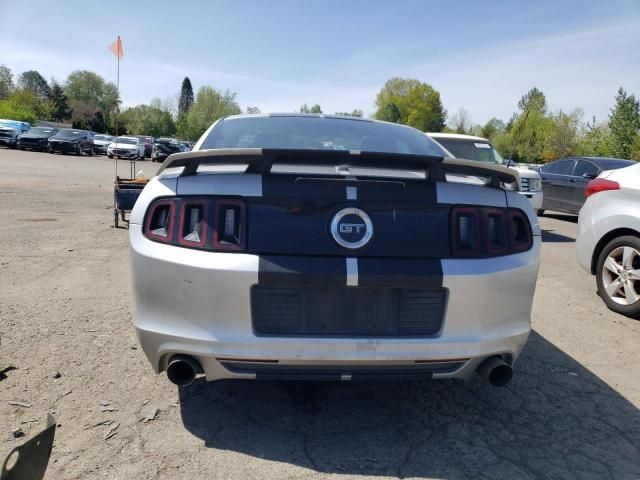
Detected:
left=18, top=127, right=59, bottom=151
left=136, top=135, right=154, bottom=158
left=151, top=137, right=181, bottom=162
left=48, top=129, right=94, bottom=155
left=538, top=157, right=635, bottom=215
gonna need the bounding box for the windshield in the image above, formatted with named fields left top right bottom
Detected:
left=94, top=135, right=114, bottom=141
left=434, top=138, right=504, bottom=164
left=113, top=137, right=137, bottom=145
left=201, top=116, right=447, bottom=156
left=57, top=129, right=82, bottom=138
left=27, top=128, right=54, bottom=135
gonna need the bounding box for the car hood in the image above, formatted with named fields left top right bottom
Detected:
left=509, top=166, right=540, bottom=179
left=50, top=136, right=79, bottom=142
left=109, top=142, right=137, bottom=150
left=94, top=139, right=112, bottom=146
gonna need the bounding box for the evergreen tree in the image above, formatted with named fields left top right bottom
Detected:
left=178, top=77, right=194, bottom=116
left=49, top=80, right=71, bottom=121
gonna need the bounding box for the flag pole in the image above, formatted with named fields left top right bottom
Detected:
left=115, top=35, right=120, bottom=179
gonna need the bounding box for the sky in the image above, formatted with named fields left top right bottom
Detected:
left=1, top=0, right=639, bottom=125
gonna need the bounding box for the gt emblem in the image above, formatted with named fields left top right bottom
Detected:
left=331, top=208, right=373, bottom=249
left=339, top=223, right=365, bottom=234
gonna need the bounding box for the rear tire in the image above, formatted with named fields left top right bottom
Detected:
left=595, top=235, right=640, bottom=319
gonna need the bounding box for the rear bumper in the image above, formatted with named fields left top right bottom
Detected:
left=130, top=224, right=540, bottom=382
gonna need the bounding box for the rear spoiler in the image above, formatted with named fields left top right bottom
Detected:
left=156, top=148, right=520, bottom=190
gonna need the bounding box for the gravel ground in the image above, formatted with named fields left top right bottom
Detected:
left=0, top=148, right=639, bottom=480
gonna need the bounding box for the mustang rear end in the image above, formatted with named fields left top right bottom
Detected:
left=129, top=114, right=540, bottom=386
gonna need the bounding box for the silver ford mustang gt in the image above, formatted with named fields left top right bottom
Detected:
left=129, top=114, right=540, bottom=387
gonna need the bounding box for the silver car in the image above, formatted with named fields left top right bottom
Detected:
left=577, top=162, right=640, bottom=318
left=129, top=114, right=541, bottom=387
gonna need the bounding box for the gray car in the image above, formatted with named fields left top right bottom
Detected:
left=129, top=114, right=540, bottom=387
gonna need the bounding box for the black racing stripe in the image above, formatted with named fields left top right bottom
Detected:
left=258, top=255, right=346, bottom=287
left=261, top=174, right=347, bottom=200
left=357, top=178, right=437, bottom=203
left=357, top=258, right=443, bottom=289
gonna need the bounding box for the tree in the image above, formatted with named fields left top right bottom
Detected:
left=549, top=109, right=582, bottom=158
left=577, top=118, right=612, bottom=157
left=0, top=89, right=53, bottom=124
left=0, top=65, right=14, bottom=100
left=64, top=71, right=118, bottom=132
left=376, top=102, right=401, bottom=123
left=374, top=78, right=446, bottom=132
left=518, top=87, right=547, bottom=113
left=448, top=107, right=472, bottom=134
left=335, top=109, right=363, bottom=117
left=246, top=106, right=261, bottom=114
left=121, top=100, right=176, bottom=137
left=299, top=104, right=322, bottom=113
left=480, top=118, right=506, bottom=140
left=608, top=87, right=640, bottom=159
left=177, top=86, right=241, bottom=140
left=18, top=70, right=51, bottom=100
left=48, top=79, right=71, bottom=121
left=178, top=77, right=194, bottom=117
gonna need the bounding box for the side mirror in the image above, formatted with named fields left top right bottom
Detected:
left=582, top=172, right=598, bottom=179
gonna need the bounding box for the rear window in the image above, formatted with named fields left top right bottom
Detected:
left=433, top=138, right=503, bottom=164
left=595, top=159, right=635, bottom=170
left=200, top=116, right=447, bottom=157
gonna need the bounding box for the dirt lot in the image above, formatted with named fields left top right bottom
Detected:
left=0, top=148, right=639, bottom=480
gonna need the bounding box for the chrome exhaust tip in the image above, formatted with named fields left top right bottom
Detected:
left=477, top=356, right=513, bottom=387
left=166, top=355, right=201, bottom=386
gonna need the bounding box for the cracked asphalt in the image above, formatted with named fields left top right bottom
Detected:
left=0, top=149, right=639, bottom=479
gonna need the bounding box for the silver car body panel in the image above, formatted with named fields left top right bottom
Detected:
left=577, top=164, right=640, bottom=273
left=130, top=162, right=540, bottom=382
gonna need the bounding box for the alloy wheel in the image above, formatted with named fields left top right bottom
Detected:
left=601, top=246, right=640, bottom=306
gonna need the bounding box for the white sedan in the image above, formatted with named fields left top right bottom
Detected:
left=107, top=136, right=145, bottom=160
left=577, top=162, right=640, bottom=318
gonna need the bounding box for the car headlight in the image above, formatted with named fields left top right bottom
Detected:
left=529, top=178, right=542, bottom=192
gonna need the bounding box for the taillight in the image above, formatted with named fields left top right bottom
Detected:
left=143, top=197, right=245, bottom=251
left=585, top=178, right=619, bottom=197
left=451, top=206, right=532, bottom=257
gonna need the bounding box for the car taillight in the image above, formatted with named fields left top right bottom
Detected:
left=451, top=206, right=532, bottom=257
left=143, top=197, right=245, bottom=251
left=585, top=178, right=620, bottom=197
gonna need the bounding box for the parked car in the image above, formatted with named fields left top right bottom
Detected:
left=427, top=133, right=543, bottom=210
left=107, top=136, right=145, bottom=159
left=577, top=162, right=640, bottom=318
left=0, top=119, right=31, bottom=148
left=151, top=137, right=181, bottom=162
left=130, top=114, right=540, bottom=387
left=92, top=134, right=115, bottom=155
left=538, top=157, right=635, bottom=216
left=179, top=140, right=192, bottom=152
left=17, top=127, right=59, bottom=151
left=136, top=135, right=154, bottom=158
left=48, top=129, right=94, bottom=155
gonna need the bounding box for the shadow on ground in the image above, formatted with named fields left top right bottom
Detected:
left=541, top=213, right=578, bottom=224
left=178, top=332, right=640, bottom=479
left=541, top=229, right=575, bottom=243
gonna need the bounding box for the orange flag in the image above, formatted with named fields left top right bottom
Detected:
left=109, top=36, right=123, bottom=60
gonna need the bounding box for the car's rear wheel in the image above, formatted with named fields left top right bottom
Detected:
left=76, top=144, right=83, bottom=156
left=596, top=235, right=640, bottom=318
